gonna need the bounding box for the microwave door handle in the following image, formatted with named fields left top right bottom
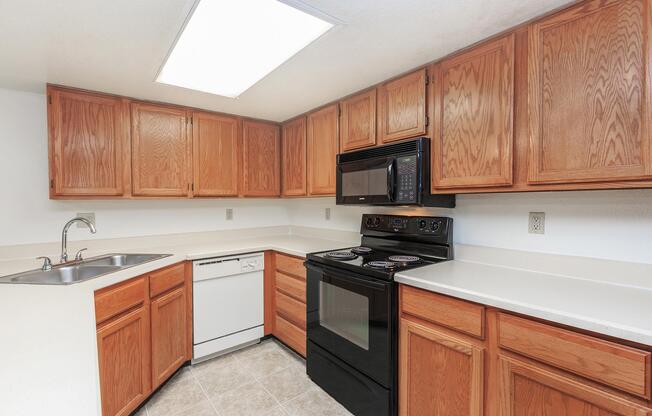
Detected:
left=387, top=161, right=396, bottom=202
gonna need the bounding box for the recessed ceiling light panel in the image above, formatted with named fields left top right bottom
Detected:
left=157, top=0, right=334, bottom=98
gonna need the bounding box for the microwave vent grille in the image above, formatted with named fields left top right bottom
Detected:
left=338, top=137, right=427, bottom=163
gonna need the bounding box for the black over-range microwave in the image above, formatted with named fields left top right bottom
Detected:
left=336, top=137, right=455, bottom=207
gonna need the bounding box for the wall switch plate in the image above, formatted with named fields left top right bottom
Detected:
left=325, top=208, right=331, bottom=221
left=528, top=212, right=545, bottom=234
left=76, top=212, right=95, bottom=228
left=226, top=208, right=233, bottom=220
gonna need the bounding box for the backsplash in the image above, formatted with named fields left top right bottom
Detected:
left=287, top=191, right=652, bottom=265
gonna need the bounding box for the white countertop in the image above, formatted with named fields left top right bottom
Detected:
left=0, top=229, right=357, bottom=416
left=396, top=245, right=652, bottom=346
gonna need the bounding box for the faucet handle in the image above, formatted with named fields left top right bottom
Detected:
left=75, top=248, right=88, bottom=261
left=36, top=256, right=53, bottom=271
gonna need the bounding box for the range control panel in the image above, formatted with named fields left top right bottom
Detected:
left=362, top=214, right=452, bottom=239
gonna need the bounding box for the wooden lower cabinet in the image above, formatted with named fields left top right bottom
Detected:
left=95, top=263, right=191, bottom=416
left=268, top=252, right=307, bottom=357
left=97, top=306, right=151, bottom=416
left=399, top=284, right=652, bottom=415
left=399, top=318, right=484, bottom=416
left=151, top=287, right=188, bottom=389
left=498, top=356, right=652, bottom=416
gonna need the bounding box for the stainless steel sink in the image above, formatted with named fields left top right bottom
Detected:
left=84, top=254, right=169, bottom=267
left=0, top=253, right=172, bottom=285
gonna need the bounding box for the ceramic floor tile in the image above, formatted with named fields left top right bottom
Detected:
left=210, top=381, right=278, bottom=416
left=146, top=377, right=209, bottom=416
left=172, top=401, right=219, bottom=416
left=242, top=348, right=295, bottom=380
left=283, top=387, right=353, bottom=416
left=259, top=366, right=313, bottom=404
left=194, top=353, right=257, bottom=396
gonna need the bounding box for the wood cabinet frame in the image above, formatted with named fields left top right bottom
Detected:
left=431, top=34, right=515, bottom=190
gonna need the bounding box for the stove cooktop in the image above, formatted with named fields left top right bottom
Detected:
left=308, top=246, right=447, bottom=280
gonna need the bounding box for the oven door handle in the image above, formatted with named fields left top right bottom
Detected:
left=386, top=160, right=396, bottom=202
left=306, top=262, right=388, bottom=290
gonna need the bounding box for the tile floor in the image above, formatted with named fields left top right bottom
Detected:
left=134, top=339, right=353, bottom=416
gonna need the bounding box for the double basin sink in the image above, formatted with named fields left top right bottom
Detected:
left=0, top=253, right=172, bottom=285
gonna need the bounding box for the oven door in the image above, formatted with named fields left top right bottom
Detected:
left=306, top=262, right=395, bottom=388
left=336, top=157, right=396, bottom=205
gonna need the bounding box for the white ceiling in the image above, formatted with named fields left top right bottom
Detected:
left=0, top=0, right=571, bottom=122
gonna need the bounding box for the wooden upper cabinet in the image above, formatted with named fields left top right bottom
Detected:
left=131, top=102, right=190, bottom=197
left=192, top=112, right=239, bottom=197
left=241, top=120, right=281, bottom=196
left=307, top=104, right=339, bottom=195
left=47, top=86, right=128, bottom=197
left=340, top=89, right=377, bottom=152
left=400, top=318, right=484, bottom=416
left=528, top=0, right=652, bottom=184
left=431, top=35, right=515, bottom=190
left=498, top=356, right=651, bottom=416
left=281, top=117, right=307, bottom=196
left=378, top=69, right=427, bottom=143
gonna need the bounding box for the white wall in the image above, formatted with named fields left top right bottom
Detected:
left=2, top=87, right=652, bottom=264
left=287, top=192, right=652, bottom=265
left=0, top=88, right=290, bottom=246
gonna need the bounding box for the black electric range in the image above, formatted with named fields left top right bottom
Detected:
left=305, top=214, right=453, bottom=416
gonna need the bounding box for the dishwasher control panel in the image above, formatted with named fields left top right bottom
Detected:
left=193, top=253, right=264, bottom=281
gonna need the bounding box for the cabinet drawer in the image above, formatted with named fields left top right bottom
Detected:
left=95, top=276, right=147, bottom=325
left=275, top=290, right=306, bottom=329
left=498, top=313, right=651, bottom=399
left=276, top=271, right=306, bottom=302
left=149, top=262, right=185, bottom=298
left=400, top=285, right=485, bottom=339
left=275, top=314, right=306, bottom=357
left=275, top=253, right=306, bottom=279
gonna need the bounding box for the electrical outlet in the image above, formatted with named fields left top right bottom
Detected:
left=226, top=208, right=233, bottom=220
left=325, top=208, right=331, bottom=221
left=528, top=212, right=545, bottom=234
left=76, top=212, right=95, bottom=228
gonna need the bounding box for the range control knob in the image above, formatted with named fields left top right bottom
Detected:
left=431, top=221, right=441, bottom=231
left=373, top=217, right=381, bottom=227
left=418, top=219, right=427, bottom=229
left=365, top=217, right=374, bottom=227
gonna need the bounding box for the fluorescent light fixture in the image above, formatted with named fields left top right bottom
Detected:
left=157, top=0, right=334, bottom=98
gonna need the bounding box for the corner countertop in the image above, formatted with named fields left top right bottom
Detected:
left=0, top=228, right=357, bottom=416
left=395, top=245, right=652, bottom=346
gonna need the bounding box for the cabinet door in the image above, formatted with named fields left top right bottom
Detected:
left=281, top=117, right=307, bottom=196
left=48, top=87, right=127, bottom=197
left=97, top=307, right=151, bottom=416
left=241, top=120, right=281, bottom=196
left=498, top=356, right=652, bottom=416
left=528, top=0, right=652, bottom=184
left=151, top=287, right=187, bottom=389
left=432, top=35, right=514, bottom=189
left=131, top=102, right=190, bottom=196
left=307, top=104, right=339, bottom=195
left=378, top=69, right=427, bottom=143
left=399, top=318, right=483, bottom=416
left=340, top=89, right=377, bottom=152
left=192, top=112, right=239, bottom=196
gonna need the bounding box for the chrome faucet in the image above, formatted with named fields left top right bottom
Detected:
left=60, top=217, right=96, bottom=263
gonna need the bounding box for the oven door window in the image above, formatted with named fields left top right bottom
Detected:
left=319, top=281, right=369, bottom=350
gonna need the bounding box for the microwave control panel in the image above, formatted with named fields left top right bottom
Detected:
left=395, top=156, right=418, bottom=203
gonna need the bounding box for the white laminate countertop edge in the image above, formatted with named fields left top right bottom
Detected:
left=396, top=257, right=652, bottom=347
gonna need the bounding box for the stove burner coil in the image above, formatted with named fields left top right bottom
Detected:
left=351, top=247, right=373, bottom=255
left=325, top=251, right=358, bottom=260
left=364, top=261, right=398, bottom=269
left=387, top=255, right=421, bottom=264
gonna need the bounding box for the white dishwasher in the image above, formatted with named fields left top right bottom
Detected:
left=193, top=252, right=264, bottom=361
